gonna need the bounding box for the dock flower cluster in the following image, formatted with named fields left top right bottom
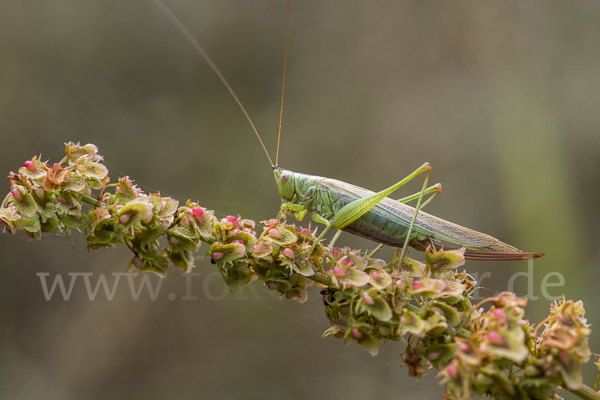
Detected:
left=1, top=143, right=598, bottom=400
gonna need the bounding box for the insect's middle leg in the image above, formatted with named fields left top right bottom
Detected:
left=396, top=183, right=442, bottom=208
left=328, top=229, right=343, bottom=247
left=368, top=183, right=442, bottom=257
left=308, top=213, right=333, bottom=257
left=397, top=164, right=432, bottom=261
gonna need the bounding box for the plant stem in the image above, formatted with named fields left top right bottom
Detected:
left=306, top=275, right=328, bottom=286
left=81, top=195, right=100, bottom=206
left=568, top=384, right=600, bottom=400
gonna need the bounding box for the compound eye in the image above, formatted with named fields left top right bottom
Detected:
left=280, top=173, right=289, bottom=183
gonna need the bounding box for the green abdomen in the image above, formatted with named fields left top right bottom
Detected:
left=315, top=188, right=428, bottom=247
left=342, top=208, right=427, bottom=247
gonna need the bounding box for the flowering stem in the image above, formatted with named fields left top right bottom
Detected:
left=568, top=384, right=600, bottom=400
left=306, top=274, right=328, bottom=286
left=2, top=142, right=599, bottom=400
left=405, top=303, right=420, bottom=313
left=81, top=195, right=100, bottom=206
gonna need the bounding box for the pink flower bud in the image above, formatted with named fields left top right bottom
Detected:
left=24, top=161, right=37, bottom=172
left=252, top=246, right=262, bottom=253
left=370, top=271, right=381, bottom=281
left=493, top=308, right=507, bottom=323
left=558, top=350, right=570, bottom=368
left=53, top=163, right=61, bottom=170
left=267, top=228, right=282, bottom=239
left=225, top=215, right=239, bottom=227
left=299, top=228, right=308, bottom=235
left=142, top=209, right=153, bottom=224
left=412, top=280, right=424, bottom=288
left=133, top=257, right=144, bottom=269
left=351, top=328, right=362, bottom=339
left=212, top=252, right=224, bottom=260
left=362, top=293, right=375, bottom=305
left=241, top=219, right=255, bottom=229
left=34, top=188, right=44, bottom=199
left=10, top=189, right=22, bottom=201
left=267, top=283, right=279, bottom=290
left=557, top=313, right=568, bottom=324
left=446, top=361, right=458, bottom=380
left=119, top=213, right=131, bottom=224
left=427, top=352, right=441, bottom=360
left=343, top=259, right=354, bottom=267
left=487, top=331, right=504, bottom=346
left=169, top=237, right=179, bottom=245
left=459, top=343, right=470, bottom=353
left=332, top=247, right=342, bottom=256
left=282, top=248, right=295, bottom=260
left=232, top=239, right=245, bottom=245
left=332, top=267, right=346, bottom=277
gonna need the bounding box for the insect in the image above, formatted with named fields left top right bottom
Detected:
left=152, top=0, right=543, bottom=262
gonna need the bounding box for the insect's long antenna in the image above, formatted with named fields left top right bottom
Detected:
left=275, top=0, right=291, bottom=168
left=150, top=0, right=274, bottom=167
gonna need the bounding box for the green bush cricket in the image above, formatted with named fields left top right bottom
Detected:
left=152, top=0, right=543, bottom=262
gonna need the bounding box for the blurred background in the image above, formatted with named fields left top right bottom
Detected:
left=1, top=0, right=599, bottom=398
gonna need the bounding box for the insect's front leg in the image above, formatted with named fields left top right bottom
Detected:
left=308, top=213, right=333, bottom=258
left=277, top=202, right=306, bottom=222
